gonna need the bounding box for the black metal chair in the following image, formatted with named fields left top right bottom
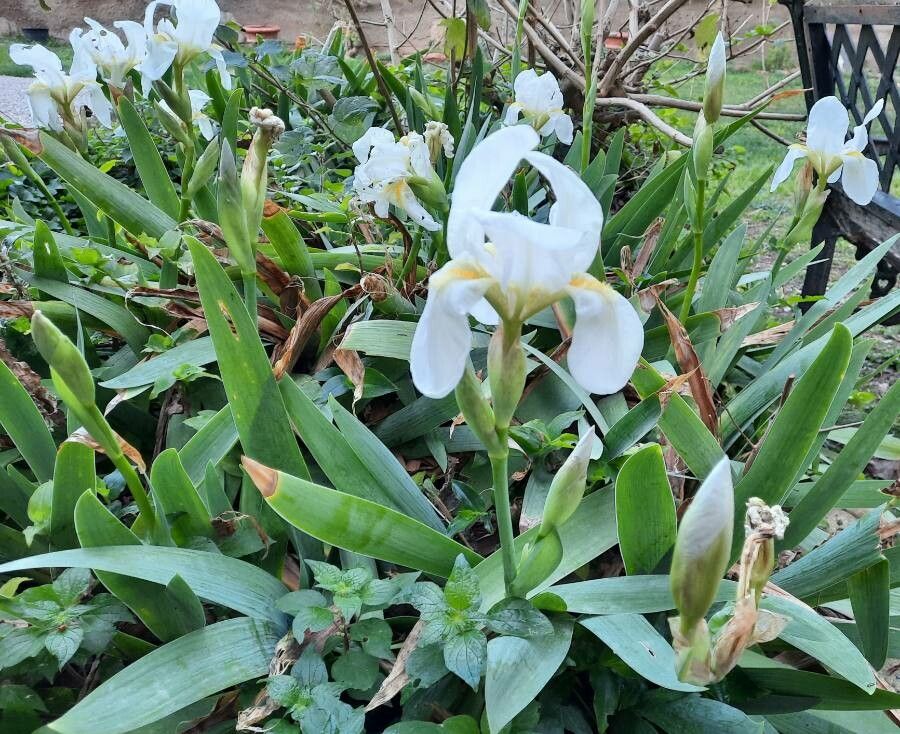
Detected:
left=779, top=1, right=899, bottom=306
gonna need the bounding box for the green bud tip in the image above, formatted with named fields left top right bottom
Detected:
left=30, top=310, right=96, bottom=407
left=670, top=457, right=734, bottom=630
left=539, top=427, right=596, bottom=537
left=703, top=32, right=727, bottom=124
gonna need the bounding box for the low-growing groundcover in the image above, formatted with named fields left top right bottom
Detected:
left=0, top=2, right=898, bottom=733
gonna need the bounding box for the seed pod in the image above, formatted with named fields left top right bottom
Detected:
left=30, top=310, right=95, bottom=409
left=670, top=457, right=734, bottom=634
left=539, top=428, right=596, bottom=538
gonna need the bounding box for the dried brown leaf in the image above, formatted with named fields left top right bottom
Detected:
left=366, top=620, right=423, bottom=711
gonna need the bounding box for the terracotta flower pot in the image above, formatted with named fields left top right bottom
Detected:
left=243, top=24, right=281, bottom=42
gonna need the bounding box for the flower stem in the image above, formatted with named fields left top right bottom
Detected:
left=680, top=178, right=706, bottom=323
left=243, top=271, right=257, bottom=320
left=490, top=442, right=517, bottom=594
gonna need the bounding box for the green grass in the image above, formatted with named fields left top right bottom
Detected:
left=0, top=36, right=74, bottom=77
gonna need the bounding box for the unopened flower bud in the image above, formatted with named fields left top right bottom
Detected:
left=692, top=115, right=714, bottom=182
left=793, top=160, right=814, bottom=212
left=509, top=527, right=563, bottom=598
left=703, top=33, right=726, bottom=124
left=488, top=324, right=526, bottom=431
left=670, top=457, right=734, bottom=634
left=455, top=363, right=503, bottom=456
left=187, top=137, right=221, bottom=198
left=539, top=428, right=596, bottom=537
left=30, top=310, right=95, bottom=408
left=783, top=187, right=829, bottom=249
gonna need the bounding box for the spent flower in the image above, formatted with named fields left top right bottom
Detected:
left=504, top=69, right=574, bottom=145
left=771, top=95, right=884, bottom=205
left=410, top=125, right=643, bottom=399
left=424, top=120, right=455, bottom=162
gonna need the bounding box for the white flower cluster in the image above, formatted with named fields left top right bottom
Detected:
left=10, top=0, right=227, bottom=135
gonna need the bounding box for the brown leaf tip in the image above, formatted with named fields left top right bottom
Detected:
left=241, top=456, right=279, bottom=498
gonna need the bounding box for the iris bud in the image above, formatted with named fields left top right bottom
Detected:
left=217, top=143, right=255, bottom=276
left=539, top=428, right=596, bottom=538
left=454, top=363, right=503, bottom=456
left=30, top=310, right=95, bottom=408
left=670, top=457, right=734, bottom=635
left=703, top=33, right=726, bottom=124
left=692, top=115, right=714, bottom=182
left=187, top=137, right=221, bottom=198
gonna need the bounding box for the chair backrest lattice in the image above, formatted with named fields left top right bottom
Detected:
left=781, top=2, right=900, bottom=194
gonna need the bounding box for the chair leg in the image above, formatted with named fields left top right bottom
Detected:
left=800, top=228, right=837, bottom=313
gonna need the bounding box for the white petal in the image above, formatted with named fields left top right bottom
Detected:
left=26, top=84, right=61, bottom=130
left=472, top=210, right=585, bottom=294
left=469, top=298, right=500, bottom=326
left=706, top=33, right=726, bottom=91
left=770, top=145, right=807, bottom=191
left=840, top=154, right=879, bottom=205
left=862, top=97, right=884, bottom=126
left=172, top=0, right=220, bottom=54
left=116, top=20, right=148, bottom=56
left=410, top=261, right=493, bottom=398
left=397, top=184, right=440, bottom=231
left=552, top=111, right=574, bottom=145
left=83, top=83, right=113, bottom=127
left=503, top=104, right=522, bottom=126
left=139, top=36, right=178, bottom=82
left=566, top=276, right=644, bottom=395
left=806, top=96, right=848, bottom=155
left=352, top=126, right=395, bottom=163
left=448, top=125, right=539, bottom=259
left=827, top=165, right=842, bottom=184
left=208, top=46, right=231, bottom=91
left=523, top=150, right=602, bottom=271
left=10, top=43, right=65, bottom=90
left=198, top=116, right=216, bottom=140
left=68, top=28, right=98, bottom=82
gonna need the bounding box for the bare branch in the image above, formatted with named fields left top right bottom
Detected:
left=595, top=96, right=693, bottom=146
left=633, top=93, right=807, bottom=121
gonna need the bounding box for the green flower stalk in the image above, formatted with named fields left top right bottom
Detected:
left=30, top=311, right=159, bottom=539
left=680, top=31, right=727, bottom=323
left=217, top=143, right=256, bottom=313
left=487, top=323, right=526, bottom=431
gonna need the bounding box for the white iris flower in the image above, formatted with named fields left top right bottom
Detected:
left=74, top=17, right=147, bottom=87
left=139, top=0, right=231, bottom=90
left=771, top=95, right=884, bottom=205
left=410, top=125, right=644, bottom=398
left=504, top=69, right=574, bottom=145
left=351, top=126, right=442, bottom=232
left=10, top=33, right=113, bottom=131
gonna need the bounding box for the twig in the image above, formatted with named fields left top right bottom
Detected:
left=632, top=94, right=806, bottom=121
left=341, top=0, right=404, bottom=133
left=750, top=119, right=793, bottom=146
left=595, top=96, right=693, bottom=145
left=598, top=0, right=690, bottom=96
left=379, top=0, right=401, bottom=65
left=739, top=70, right=801, bottom=109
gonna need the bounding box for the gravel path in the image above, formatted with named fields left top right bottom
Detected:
left=0, top=76, right=33, bottom=126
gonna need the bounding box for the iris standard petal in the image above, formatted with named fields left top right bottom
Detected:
left=471, top=209, right=585, bottom=294
left=140, top=36, right=178, bottom=82
left=770, top=145, right=808, bottom=191
left=410, top=261, right=494, bottom=398
left=806, top=96, right=848, bottom=155
left=566, top=275, right=644, bottom=395
left=352, top=126, right=395, bottom=163
left=10, top=43, right=66, bottom=89
left=523, top=150, right=602, bottom=269
left=448, top=125, right=539, bottom=258
left=840, top=154, right=880, bottom=205
left=208, top=46, right=232, bottom=90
